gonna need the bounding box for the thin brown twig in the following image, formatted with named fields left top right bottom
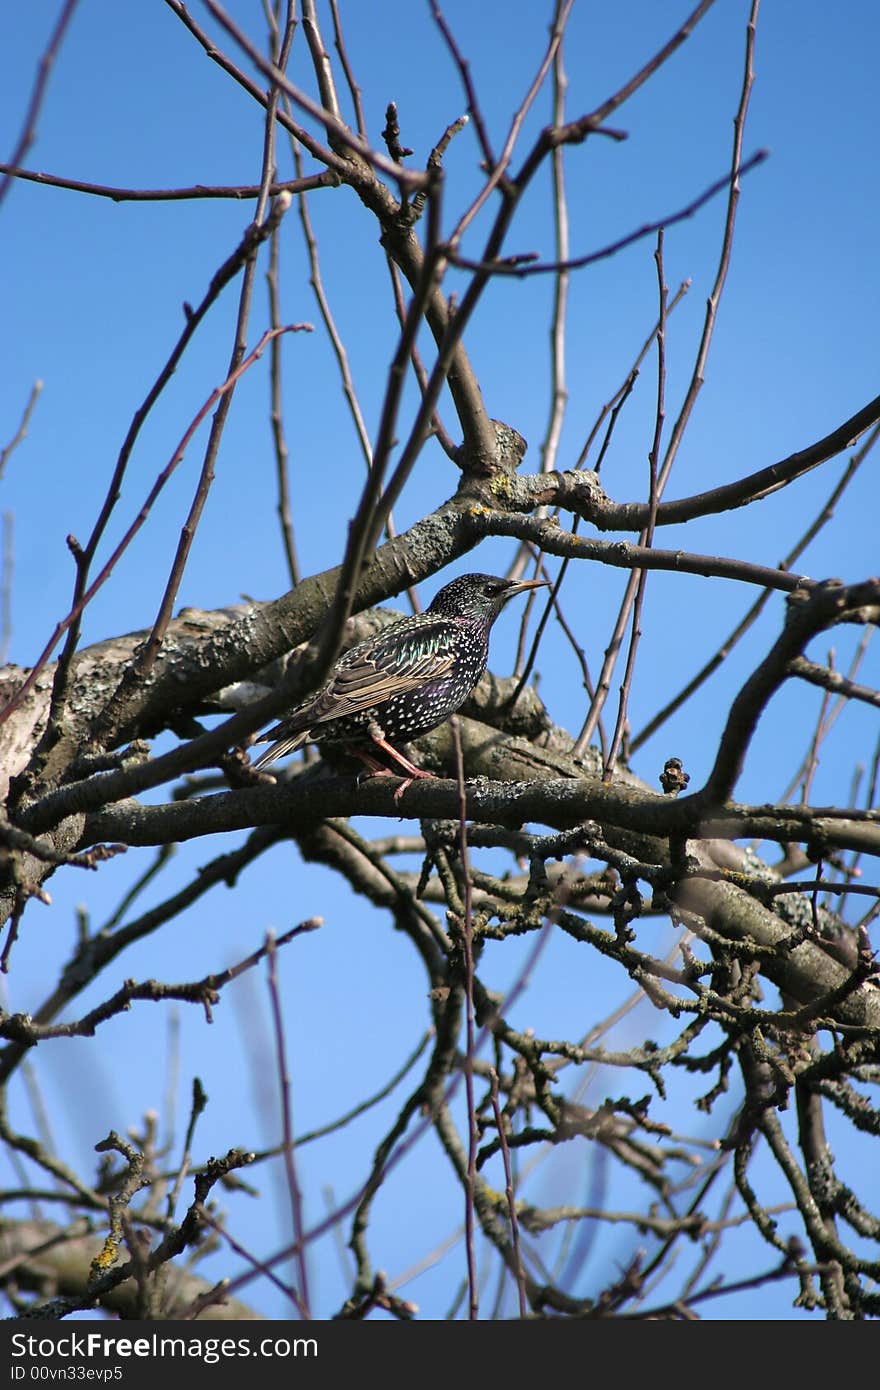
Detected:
left=562, top=9, right=758, bottom=762
left=165, top=1078, right=207, bottom=1224
left=262, top=2, right=301, bottom=590
left=572, top=568, right=638, bottom=758
left=509, top=277, right=687, bottom=746
left=0, top=919, right=321, bottom=1046
left=61, top=19, right=304, bottom=754
left=191, top=1201, right=301, bottom=1309
left=623, top=1255, right=827, bottom=1319
left=303, top=219, right=451, bottom=690
left=800, top=651, right=835, bottom=806
left=601, top=229, right=667, bottom=777
left=839, top=733, right=880, bottom=918
left=448, top=0, right=576, bottom=244
left=0, top=198, right=300, bottom=739
left=788, top=658, right=880, bottom=712
left=451, top=717, right=480, bottom=1320
left=489, top=1068, right=528, bottom=1318
left=448, top=151, right=767, bottom=279
left=619, top=393, right=880, bottom=530
left=763, top=878, right=880, bottom=902
left=631, top=425, right=878, bottom=752
left=609, top=1139, right=731, bottom=1314
left=0, top=828, right=291, bottom=1089
left=589, top=0, right=718, bottom=127
left=541, top=27, right=570, bottom=479
left=325, top=18, right=736, bottom=626
left=385, top=256, right=457, bottom=464
left=250, top=1030, right=433, bottom=1161
left=197, top=0, right=428, bottom=191
left=0, top=0, right=80, bottom=209
left=679, top=1180, right=737, bottom=1300
left=504, top=27, right=575, bottom=597
left=0, top=164, right=334, bottom=203
left=0, top=380, right=43, bottom=482
left=20, top=1062, right=60, bottom=1182
left=777, top=630, right=873, bottom=807
left=119, top=321, right=308, bottom=686
left=266, top=227, right=300, bottom=586
left=388, top=1227, right=463, bottom=1295
left=657, top=0, right=761, bottom=494
left=300, top=0, right=341, bottom=122
left=0, top=818, right=124, bottom=872
left=365, top=108, right=697, bottom=570
left=0, top=321, right=307, bottom=737
left=574, top=281, right=690, bottom=471
left=265, top=932, right=311, bottom=1319
left=828, top=761, right=868, bottom=900
left=359, top=232, right=455, bottom=551
left=428, top=0, right=496, bottom=170
left=290, top=142, right=373, bottom=472
left=328, top=0, right=367, bottom=137
left=509, top=553, right=605, bottom=760
left=164, top=0, right=360, bottom=180
left=699, top=578, right=880, bottom=807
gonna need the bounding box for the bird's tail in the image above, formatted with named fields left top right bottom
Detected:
left=251, top=725, right=311, bottom=771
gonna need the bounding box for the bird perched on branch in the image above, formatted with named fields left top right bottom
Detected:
left=251, top=572, right=547, bottom=795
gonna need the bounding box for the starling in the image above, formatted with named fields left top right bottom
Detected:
left=252, top=572, right=547, bottom=793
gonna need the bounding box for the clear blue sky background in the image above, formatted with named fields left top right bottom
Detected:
left=1, top=1, right=879, bottom=1320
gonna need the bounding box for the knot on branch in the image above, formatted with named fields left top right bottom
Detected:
left=455, top=418, right=527, bottom=479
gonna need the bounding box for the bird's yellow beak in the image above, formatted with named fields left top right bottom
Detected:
left=503, top=577, right=550, bottom=597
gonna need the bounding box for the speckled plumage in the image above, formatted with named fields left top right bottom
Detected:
left=252, top=573, right=546, bottom=779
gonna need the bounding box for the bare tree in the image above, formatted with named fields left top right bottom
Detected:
left=0, top=0, right=878, bottom=1321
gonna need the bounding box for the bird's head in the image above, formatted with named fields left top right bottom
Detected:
left=427, top=573, right=548, bottom=624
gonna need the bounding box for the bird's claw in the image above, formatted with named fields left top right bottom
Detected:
left=391, top=766, right=433, bottom=804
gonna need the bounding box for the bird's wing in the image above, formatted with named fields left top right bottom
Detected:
left=308, top=640, right=457, bottom=726
left=254, top=619, right=463, bottom=756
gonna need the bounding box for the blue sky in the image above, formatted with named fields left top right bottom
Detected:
left=2, top=1, right=879, bottom=1321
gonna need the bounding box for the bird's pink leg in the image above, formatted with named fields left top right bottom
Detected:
left=350, top=752, right=411, bottom=800
left=367, top=732, right=431, bottom=780
left=352, top=725, right=432, bottom=802
left=348, top=746, right=392, bottom=776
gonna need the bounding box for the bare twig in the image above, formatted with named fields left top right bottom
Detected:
left=113, top=322, right=308, bottom=687
left=541, top=29, right=571, bottom=478
left=0, top=381, right=43, bottom=482
left=601, top=230, right=667, bottom=776
left=266, top=226, right=300, bottom=586
left=0, top=202, right=301, bottom=737
left=197, top=0, right=428, bottom=192
left=631, top=425, right=878, bottom=751
left=489, top=1068, right=528, bottom=1318
left=0, top=0, right=80, bottom=209
left=451, top=717, right=480, bottom=1320
left=328, top=0, right=367, bottom=137
left=266, top=932, right=311, bottom=1318
left=0, top=164, right=335, bottom=203
left=448, top=152, right=767, bottom=278
left=0, top=320, right=308, bottom=738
